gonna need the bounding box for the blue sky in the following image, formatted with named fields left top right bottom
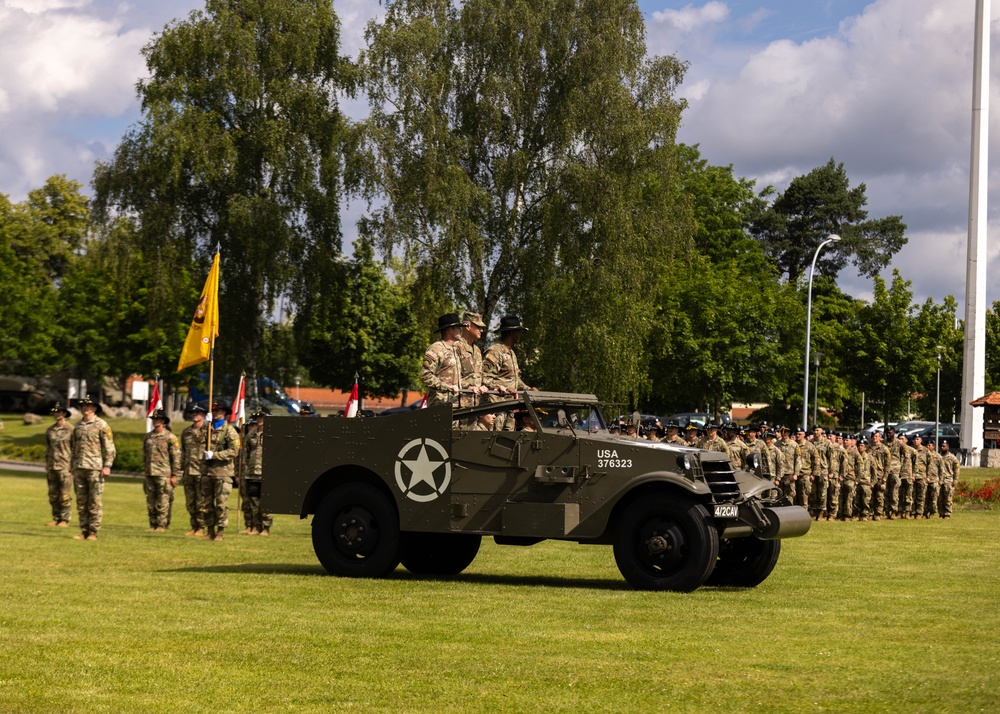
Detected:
left=0, top=0, right=996, bottom=308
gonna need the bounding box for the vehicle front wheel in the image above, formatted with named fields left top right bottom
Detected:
left=312, top=483, right=401, bottom=578
left=704, top=537, right=781, bottom=588
left=613, top=494, right=719, bottom=592
left=400, top=532, right=482, bottom=576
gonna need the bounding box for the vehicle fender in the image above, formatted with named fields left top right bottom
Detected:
left=733, top=469, right=779, bottom=500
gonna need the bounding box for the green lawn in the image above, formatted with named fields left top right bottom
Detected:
left=1, top=469, right=998, bottom=713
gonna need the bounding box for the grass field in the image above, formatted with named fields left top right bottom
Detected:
left=1, top=469, right=998, bottom=713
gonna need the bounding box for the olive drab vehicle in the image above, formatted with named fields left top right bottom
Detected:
left=260, top=391, right=811, bottom=591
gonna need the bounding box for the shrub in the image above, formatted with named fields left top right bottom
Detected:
left=955, top=478, right=1000, bottom=510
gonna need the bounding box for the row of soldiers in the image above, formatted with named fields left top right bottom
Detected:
left=420, top=312, right=535, bottom=430
left=621, top=420, right=961, bottom=521
left=43, top=398, right=269, bottom=541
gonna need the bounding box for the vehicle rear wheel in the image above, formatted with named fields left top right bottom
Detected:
left=312, top=483, right=401, bottom=578
left=400, top=532, right=482, bottom=576
left=705, top=537, right=781, bottom=588
left=613, top=494, right=719, bottom=592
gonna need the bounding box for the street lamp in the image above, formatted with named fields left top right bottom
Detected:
left=802, top=234, right=841, bottom=431
left=813, top=352, right=823, bottom=427
left=935, top=345, right=944, bottom=450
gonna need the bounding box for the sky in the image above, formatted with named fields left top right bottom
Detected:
left=1, top=0, right=997, bottom=309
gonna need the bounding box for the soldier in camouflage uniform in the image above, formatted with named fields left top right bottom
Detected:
left=457, top=312, right=489, bottom=427
left=71, top=396, right=116, bottom=540
left=825, top=434, right=844, bottom=521
left=684, top=423, right=699, bottom=446
left=869, top=430, right=890, bottom=521
left=777, top=426, right=800, bottom=504
left=938, top=441, right=959, bottom=518
left=482, top=316, right=535, bottom=431
left=697, top=423, right=731, bottom=459
left=45, top=402, right=74, bottom=527
left=883, top=432, right=902, bottom=518
left=744, top=425, right=761, bottom=454
left=421, top=313, right=465, bottom=419
left=758, top=430, right=783, bottom=483
left=199, top=401, right=242, bottom=541
left=180, top=405, right=208, bottom=536
left=723, top=424, right=747, bottom=470
left=240, top=408, right=273, bottom=535
left=855, top=439, right=875, bottom=520
left=143, top=409, right=181, bottom=531
left=923, top=441, right=942, bottom=518
left=663, top=419, right=686, bottom=446
left=911, top=435, right=929, bottom=519
left=839, top=436, right=858, bottom=520
left=794, top=428, right=816, bottom=509
left=897, top=435, right=916, bottom=518
left=810, top=427, right=832, bottom=520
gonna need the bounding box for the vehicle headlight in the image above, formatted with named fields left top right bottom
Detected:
left=676, top=454, right=692, bottom=471
left=746, top=452, right=760, bottom=471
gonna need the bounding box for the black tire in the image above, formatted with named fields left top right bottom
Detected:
left=400, top=532, right=482, bottom=576
left=312, top=483, right=401, bottom=578
left=705, top=537, right=781, bottom=588
left=613, top=494, right=719, bottom=592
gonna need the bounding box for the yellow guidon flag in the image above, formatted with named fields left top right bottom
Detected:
left=177, top=252, right=220, bottom=372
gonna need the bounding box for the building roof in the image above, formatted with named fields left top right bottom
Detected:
left=969, top=392, right=1000, bottom=406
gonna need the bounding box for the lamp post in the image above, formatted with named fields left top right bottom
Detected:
left=802, top=235, right=841, bottom=431
left=935, top=345, right=944, bottom=450
left=813, top=352, right=823, bottom=427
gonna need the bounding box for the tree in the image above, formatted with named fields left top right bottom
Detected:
left=358, top=0, right=689, bottom=401
left=93, top=0, right=348, bottom=376
left=911, top=295, right=963, bottom=422
left=295, top=238, right=423, bottom=399
left=749, top=158, right=907, bottom=283
left=0, top=176, right=89, bottom=375
left=987, top=302, right=1000, bottom=393
left=843, top=270, right=929, bottom=424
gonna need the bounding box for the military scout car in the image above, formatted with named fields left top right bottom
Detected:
left=259, top=391, right=810, bottom=591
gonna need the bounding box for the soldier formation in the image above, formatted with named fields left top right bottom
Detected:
left=619, top=420, right=960, bottom=522
left=44, top=396, right=273, bottom=541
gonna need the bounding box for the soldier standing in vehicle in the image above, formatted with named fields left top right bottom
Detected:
left=697, top=422, right=730, bottom=459
left=663, top=419, right=686, bottom=446
left=143, top=409, right=181, bottom=532
left=45, top=402, right=74, bottom=527
left=939, top=441, right=959, bottom=518
left=241, top=407, right=272, bottom=535
left=482, top=315, right=535, bottom=431
left=421, top=313, right=465, bottom=413
left=199, top=401, right=241, bottom=541
left=457, top=312, right=489, bottom=424
left=180, top=405, right=208, bottom=536
left=70, top=396, right=116, bottom=541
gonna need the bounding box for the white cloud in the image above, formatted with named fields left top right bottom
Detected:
left=6, top=0, right=91, bottom=12
left=651, top=1, right=729, bottom=32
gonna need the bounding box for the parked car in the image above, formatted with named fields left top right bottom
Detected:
left=893, top=421, right=934, bottom=436
left=666, top=412, right=732, bottom=428
left=183, top=375, right=303, bottom=419
left=905, top=423, right=961, bottom=452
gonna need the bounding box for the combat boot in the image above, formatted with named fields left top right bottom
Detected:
left=214, top=529, right=224, bottom=542
left=202, top=527, right=216, bottom=541
left=57, top=521, right=69, bottom=527
left=259, top=529, right=269, bottom=537
left=46, top=520, right=58, bottom=527
left=240, top=527, right=253, bottom=535
left=86, top=533, right=97, bottom=540
left=73, top=532, right=87, bottom=540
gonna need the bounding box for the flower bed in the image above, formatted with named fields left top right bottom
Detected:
left=955, top=478, right=1000, bottom=509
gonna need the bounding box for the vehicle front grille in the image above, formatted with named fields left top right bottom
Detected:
left=700, top=460, right=740, bottom=501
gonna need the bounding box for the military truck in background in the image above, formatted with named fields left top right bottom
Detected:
left=259, top=391, right=811, bottom=591
left=0, top=375, right=64, bottom=414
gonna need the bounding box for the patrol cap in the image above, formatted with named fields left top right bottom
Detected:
left=462, top=311, right=487, bottom=329
left=50, top=402, right=71, bottom=417
left=150, top=408, right=170, bottom=425
left=78, top=396, right=103, bottom=415
left=496, top=315, right=529, bottom=333
left=435, top=313, right=464, bottom=332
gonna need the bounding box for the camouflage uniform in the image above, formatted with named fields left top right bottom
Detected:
left=939, top=450, right=960, bottom=518
left=795, top=438, right=816, bottom=509
left=421, top=339, right=462, bottom=410
left=898, top=442, right=916, bottom=517
left=855, top=448, right=875, bottom=520
left=911, top=445, right=929, bottom=518
left=884, top=439, right=903, bottom=517
left=482, top=343, right=528, bottom=431
left=45, top=420, right=74, bottom=524
left=241, top=426, right=272, bottom=534
left=697, top=434, right=730, bottom=459
left=457, top=338, right=483, bottom=407
left=924, top=449, right=942, bottom=517
left=663, top=433, right=687, bottom=447
left=839, top=444, right=858, bottom=520
left=726, top=437, right=747, bottom=471
left=758, top=440, right=783, bottom=482
left=869, top=440, right=890, bottom=519
left=180, top=422, right=208, bottom=533
left=778, top=436, right=800, bottom=504
left=199, top=421, right=241, bottom=535
left=826, top=441, right=844, bottom=520
left=143, top=429, right=181, bottom=529
left=71, top=415, right=116, bottom=537
left=811, top=436, right=832, bottom=518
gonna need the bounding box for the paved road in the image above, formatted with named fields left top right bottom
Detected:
left=0, top=460, right=142, bottom=479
